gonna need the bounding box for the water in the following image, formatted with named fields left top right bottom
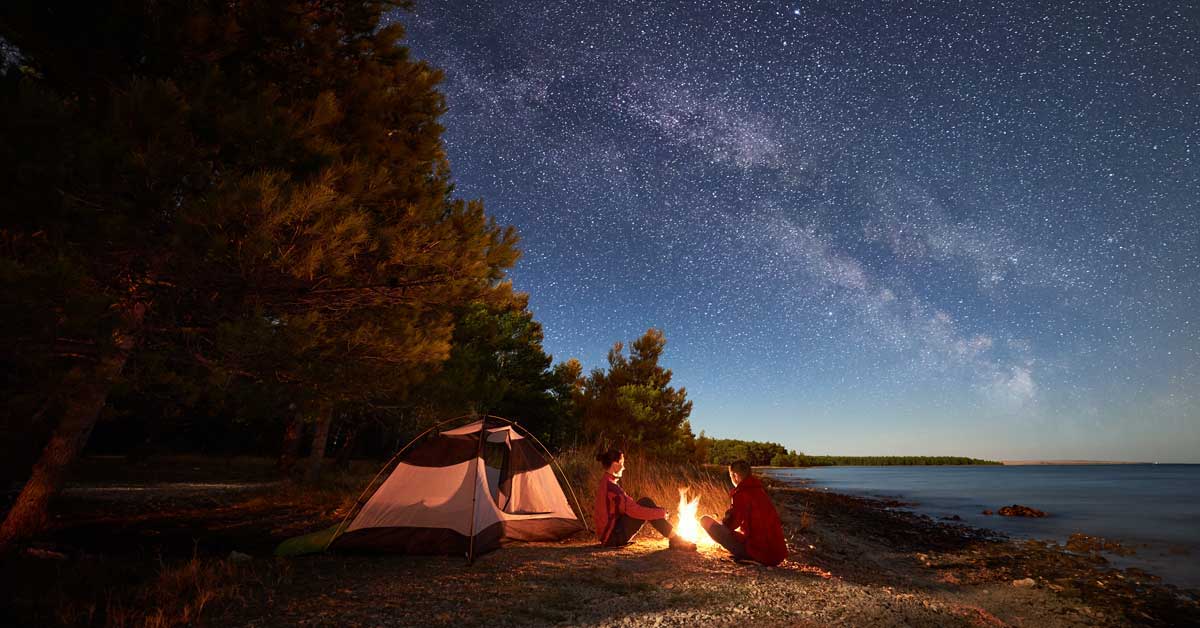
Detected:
left=764, top=464, right=1200, bottom=589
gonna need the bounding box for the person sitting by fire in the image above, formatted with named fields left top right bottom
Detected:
left=700, top=459, right=788, bottom=566
left=594, top=448, right=695, bottom=550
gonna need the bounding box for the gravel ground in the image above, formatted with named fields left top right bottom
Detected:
left=213, top=539, right=1118, bottom=628
left=209, top=486, right=1197, bottom=627
left=5, top=464, right=1198, bottom=627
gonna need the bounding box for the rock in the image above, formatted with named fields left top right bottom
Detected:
left=1166, top=545, right=1192, bottom=556
left=22, top=548, right=67, bottom=561
left=228, top=550, right=253, bottom=562
left=1066, top=533, right=1135, bottom=556
left=981, top=509, right=994, bottom=516
left=1123, top=567, right=1160, bottom=582
left=1012, top=577, right=1036, bottom=588
left=940, top=515, right=962, bottom=521
left=998, top=504, right=1047, bottom=518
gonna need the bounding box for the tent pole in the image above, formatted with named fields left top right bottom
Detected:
left=487, top=415, right=591, bottom=534
left=322, top=414, right=582, bottom=558
left=466, top=416, right=488, bottom=564
left=322, top=413, right=480, bottom=552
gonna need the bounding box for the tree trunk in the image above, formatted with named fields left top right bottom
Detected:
left=277, top=414, right=305, bottom=475
left=335, top=422, right=361, bottom=470
left=303, top=403, right=333, bottom=483
left=0, top=301, right=145, bottom=550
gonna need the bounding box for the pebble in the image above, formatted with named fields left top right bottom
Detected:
left=1012, top=578, right=1036, bottom=588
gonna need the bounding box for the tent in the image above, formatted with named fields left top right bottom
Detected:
left=278, top=416, right=586, bottom=561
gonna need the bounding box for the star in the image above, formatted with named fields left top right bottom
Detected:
left=398, top=0, right=1200, bottom=463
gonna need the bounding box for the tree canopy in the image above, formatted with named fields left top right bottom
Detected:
left=0, top=0, right=521, bottom=544
left=406, top=295, right=583, bottom=448
left=0, top=1, right=729, bottom=552
left=578, top=329, right=694, bottom=460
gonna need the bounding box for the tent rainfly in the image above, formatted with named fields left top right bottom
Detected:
left=323, top=416, right=585, bottom=561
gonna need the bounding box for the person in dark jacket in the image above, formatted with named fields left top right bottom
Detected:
left=700, top=459, right=788, bottom=565
left=593, top=448, right=694, bottom=549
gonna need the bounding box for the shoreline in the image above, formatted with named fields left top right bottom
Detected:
left=763, top=464, right=1200, bottom=591
left=765, top=477, right=1200, bottom=626
left=3, top=463, right=1199, bottom=626
left=1000, top=460, right=1155, bottom=466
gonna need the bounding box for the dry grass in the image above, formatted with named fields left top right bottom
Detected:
left=22, top=459, right=378, bottom=628
left=554, top=448, right=733, bottom=528
left=119, top=556, right=237, bottom=628
left=40, top=554, right=244, bottom=628
left=228, top=447, right=733, bottom=532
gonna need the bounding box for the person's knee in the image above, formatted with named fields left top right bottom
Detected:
left=636, top=497, right=657, bottom=508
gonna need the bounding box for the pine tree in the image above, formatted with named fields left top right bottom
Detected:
left=0, top=0, right=518, bottom=544
left=579, top=329, right=694, bottom=459
left=407, top=295, right=584, bottom=449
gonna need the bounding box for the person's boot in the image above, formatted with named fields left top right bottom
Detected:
left=668, top=535, right=696, bottom=551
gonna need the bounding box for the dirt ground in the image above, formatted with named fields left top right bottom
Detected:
left=210, top=536, right=1117, bottom=627
left=2, top=458, right=1198, bottom=627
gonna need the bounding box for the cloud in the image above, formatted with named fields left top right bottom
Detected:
left=757, top=207, right=1039, bottom=409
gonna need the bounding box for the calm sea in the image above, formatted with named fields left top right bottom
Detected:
left=764, top=464, right=1200, bottom=589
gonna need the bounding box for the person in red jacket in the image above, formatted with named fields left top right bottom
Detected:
left=700, top=459, right=788, bottom=566
left=593, top=448, right=694, bottom=549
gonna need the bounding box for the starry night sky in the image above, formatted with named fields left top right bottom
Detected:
left=392, top=1, right=1199, bottom=462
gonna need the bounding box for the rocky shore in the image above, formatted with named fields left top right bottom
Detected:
left=4, top=471, right=1199, bottom=626
left=769, top=483, right=1199, bottom=627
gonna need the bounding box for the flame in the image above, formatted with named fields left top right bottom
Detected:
left=674, top=487, right=716, bottom=547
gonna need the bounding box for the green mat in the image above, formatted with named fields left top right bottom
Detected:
left=274, top=524, right=342, bottom=557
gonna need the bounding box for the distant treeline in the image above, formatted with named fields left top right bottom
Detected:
left=698, top=437, right=791, bottom=467
left=784, top=455, right=1001, bottom=466
left=698, top=437, right=999, bottom=467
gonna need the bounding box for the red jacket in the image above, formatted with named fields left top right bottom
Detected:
left=594, top=473, right=667, bottom=544
left=722, top=475, right=788, bottom=566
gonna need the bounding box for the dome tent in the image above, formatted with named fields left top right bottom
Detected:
left=278, top=415, right=586, bottom=562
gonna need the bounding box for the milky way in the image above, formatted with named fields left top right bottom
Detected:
left=393, top=1, right=1199, bottom=461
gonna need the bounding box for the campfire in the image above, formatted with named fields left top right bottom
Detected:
left=673, top=488, right=717, bottom=548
